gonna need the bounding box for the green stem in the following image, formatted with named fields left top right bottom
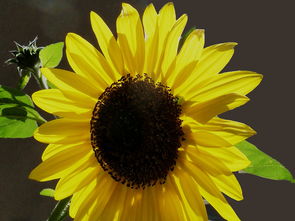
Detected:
left=33, top=113, right=47, bottom=125
left=28, top=67, right=49, bottom=90
left=26, top=67, right=49, bottom=125
left=39, top=71, right=49, bottom=89
left=47, top=197, right=71, bottom=221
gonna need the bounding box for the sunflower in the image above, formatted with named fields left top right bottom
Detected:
left=29, top=2, right=262, bottom=221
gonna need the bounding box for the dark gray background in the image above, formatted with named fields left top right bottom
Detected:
left=0, top=0, right=294, bottom=220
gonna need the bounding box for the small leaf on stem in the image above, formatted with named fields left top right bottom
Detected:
left=40, top=188, right=55, bottom=197
left=39, top=42, right=64, bottom=68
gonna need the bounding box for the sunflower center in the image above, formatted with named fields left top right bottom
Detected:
left=90, top=74, right=183, bottom=189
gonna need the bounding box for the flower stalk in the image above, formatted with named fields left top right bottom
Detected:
left=30, top=67, right=49, bottom=90
left=47, top=197, right=71, bottom=221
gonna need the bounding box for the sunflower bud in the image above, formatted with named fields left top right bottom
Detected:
left=6, top=37, right=42, bottom=71
left=6, top=37, right=43, bottom=90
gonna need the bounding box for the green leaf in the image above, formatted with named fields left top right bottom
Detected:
left=47, top=197, right=71, bottom=221
left=236, top=140, right=294, bottom=182
left=40, top=188, right=55, bottom=197
left=39, top=42, right=64, bottom=68
left=0, top=85, right=45, bottom=138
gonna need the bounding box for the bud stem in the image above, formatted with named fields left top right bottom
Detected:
left=29, top=67, right=49, bottom=90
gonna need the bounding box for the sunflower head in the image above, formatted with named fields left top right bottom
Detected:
left=90, top=74, right=184, bottom=188
left=30, top=2, right=262, bottom=221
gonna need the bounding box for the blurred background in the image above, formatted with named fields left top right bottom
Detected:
left=0, top=0, right=294, bottom=220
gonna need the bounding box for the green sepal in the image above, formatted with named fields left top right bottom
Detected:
left=236, top=140, right=294, bottom=183
left=39, top=42, right=64, bottom=68
left=47, top=197, right=71, bottom=221
left=0, top=85, right=46, bottom=138
left=40, top=188, right=55, bottom=197
left=179, top=26, right=196, bottom=49
left=17, top=71, right=31, bottom=90
left=47, top=80, right=57, bottom=89
left=206, top=204, right=225, bottom=221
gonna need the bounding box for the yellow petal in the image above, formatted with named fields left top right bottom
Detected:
left=74, top=175, right=106, bottom=221
left=193, top=117, right=256, bottom=145
left=161, top=14, right=188, bottom=77
left=70, top=177, right=98, bottom=217
left=187, top=70, right=263, bottom=101
left=169, top=175, right=205, bottom=221
left=42, top=142, right=90, bottom=161
left=132, top=191, right=145, bottom=221
left=158, top=2, right=176, bottom=35
left=80, top=175, right=118, bottom=221
left=55, top=162, right=99, bottom=200
left=176, top=42, right=237, bottom=96
left=143, top=3, right=159, bottom=78
left=172, top=171, right=207, bottom=221
left=190, top=130, right=232, bottom=147
left=90, top=11, right=124, bottom=76
left=34, top=118, right=90, bottom=144
left=145, top=27, right=159, bottom=80
left=116, top=3, right=145, bottom=74
left=184, top=93, right=249, bottom=124
left=140, top=188, right=154, bottom=221
left=29, top=143, right=93, bottom=181
left=197, top=42, right=237, bottom=78
left=179, top=29, right=205, bottom=63
left=157, top=184, right=185, bottom=221
left=41, top=68, right=99, bottom=105
left=121, top=189, right=139, bottom=221
left=209, top=173, right=243, bottom=201
left=149, top=187, right=162, bottom=221
left=66, top=33, right=117, bottom=87
left=181, top=161, right=241, bottom=221
left=199, top=145, right=250, bottom=172
left=32, top=89, right=92, bottom=118
left=143, top=3, right=157, bottom=39
left=99, top=184, right=127, bottom=221
left=185, top=146, right=231, bottom=175
left=153, top=2, right=176, bottom=75
left=170, top=29, right=205, bottom=89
